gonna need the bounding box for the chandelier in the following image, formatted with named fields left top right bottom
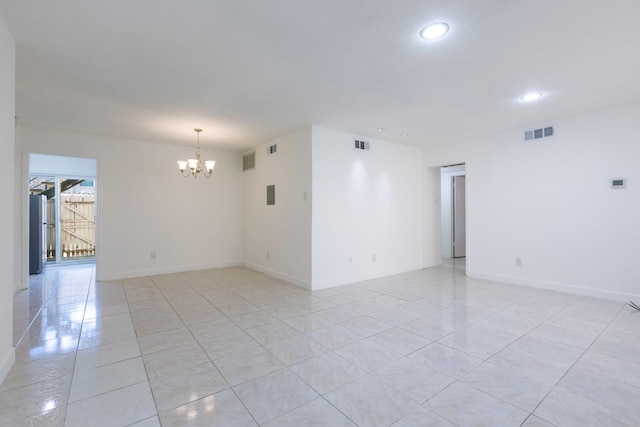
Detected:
left=177, top=128, right=216, bottom=178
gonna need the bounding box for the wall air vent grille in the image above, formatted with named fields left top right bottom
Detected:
left=524, top=125, right=555, bottom=142
left=243, top=151, right=256, bottom=171
left=267, top=144, right=277, bottom=155
left=354, top=139, right=370, bottom=151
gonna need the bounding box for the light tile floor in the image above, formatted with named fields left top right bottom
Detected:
left=2, top=262, right=640, bottom=426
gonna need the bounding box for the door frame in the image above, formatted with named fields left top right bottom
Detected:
left=452, top=175, right=466, bottom=258
left=438, top=163, right=466, bottom=260
left=29, top=173, right=97, bottom=264
left=19, top=149, right=100, bottom=290
left=423, top=161, right=469, bottom=271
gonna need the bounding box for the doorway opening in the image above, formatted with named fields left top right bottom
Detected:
left=440, top=164, right=466, bottom=260
left=28, top=154, right=97, bottom=271
left=29, top=176, right=96, bottom=264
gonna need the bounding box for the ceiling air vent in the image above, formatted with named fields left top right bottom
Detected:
left=524, top=125, right=555, bottom=142
left=354, top=139, right=370, bottom=151
left=267, top=144, right=277, bottom=155
left=243, top=151, right=255, bottom=171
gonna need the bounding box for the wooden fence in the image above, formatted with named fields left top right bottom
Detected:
left=46, top=194, right=95, bottom=260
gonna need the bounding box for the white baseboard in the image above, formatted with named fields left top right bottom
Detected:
left=97, top=260, right=243, bottom=282
left=469, top=270, right=639, bottom=303
left=311, top=264, right=424, bottom=290
left=0, top=347, right=15, bottom=385
left=243, top=262, right=312, bottom=290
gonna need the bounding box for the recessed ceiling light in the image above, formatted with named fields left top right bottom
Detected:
left=401, top=133, right=409, bottom=137
left=420, top=22, right=449, bottom=40
left=377, top=128, right=384, bottom=132
left=520, top=92, right=543, bottom=102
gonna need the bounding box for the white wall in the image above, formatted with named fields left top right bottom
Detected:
left=440, top=164, right=466, bottom=258
left=243, top=127, right=312, bottom=288
left=312, top=126, right=423, bottom=288
left=425, top=102, right=640, bottom=301
left=0, top=11, right=15, bottom=384
left=16, top=125, right=244, bottom=283
left=422, top=166, right=442, bottom=269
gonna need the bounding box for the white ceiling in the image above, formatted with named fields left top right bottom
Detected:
left=1, top=0, right=640, bottom=152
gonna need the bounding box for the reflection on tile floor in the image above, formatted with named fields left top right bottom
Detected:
left=2, top=262, right=640, bottom=426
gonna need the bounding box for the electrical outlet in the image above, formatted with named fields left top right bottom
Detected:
left=515, top=257, right=522, bottom=266
left=150, top=252, right=156, bottom=260
left=266, top=251, right=270, bottom=260
left=372, top=254, right=377, bottom=262
left=349, top=257, right=353, bottom=265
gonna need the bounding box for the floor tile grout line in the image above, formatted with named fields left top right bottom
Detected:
left=148, top=272, right=371, bottom=425
left=415, top=289, right=597, bottom=426
left=146, top=273, right=280, bottom=425
left=135, top=275, right=182, bottom=423
left=12, top=264, right=97, bottom=425
left=13, top=268, right=67, bottom=349
left=154, top=273, right=290, bottom=426
left=66, top=379, right=150, bottom=406
left=520, top=301, right=629, bottom=427
left=430, top=285, right=627, bottom=426
left=66, top=264, right=98, bottom=426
